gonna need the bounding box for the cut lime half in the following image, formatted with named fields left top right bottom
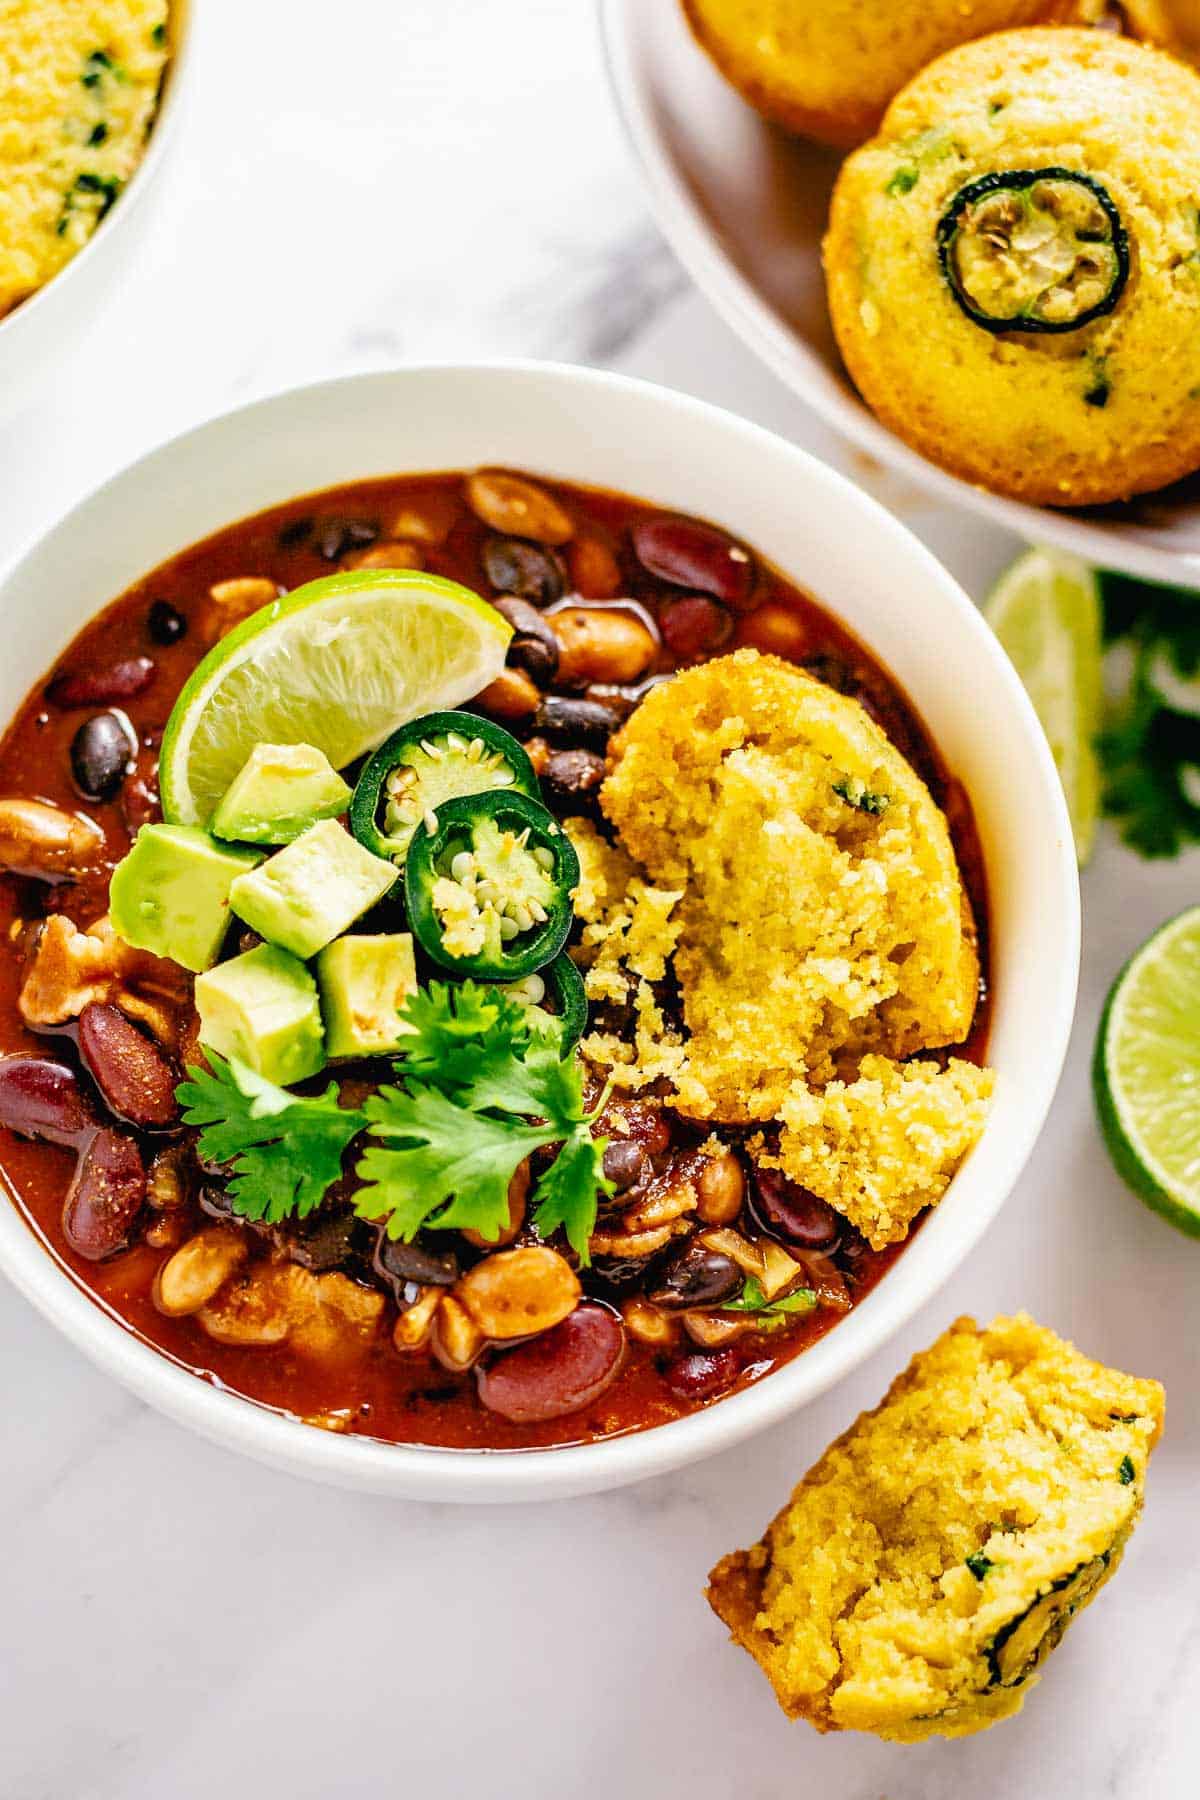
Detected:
left=160, top=571, right=511, bottom=826
left=1094, top=905, right=1200, bottom=1237
left=985, top=548, right=1103, bottom=864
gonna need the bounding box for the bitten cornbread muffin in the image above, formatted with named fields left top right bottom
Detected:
left=0, top=0, right=170, bottom=319
left=708, top=1315, right=1164, bottom=1740
left=680, top=0, right=1101, bottom=149
left=824, top=29, right=1200, bottom=506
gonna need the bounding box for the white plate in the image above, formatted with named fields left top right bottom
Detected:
left=601, top=0, right=1200, bottom=587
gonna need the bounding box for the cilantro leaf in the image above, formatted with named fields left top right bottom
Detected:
left=176, top=1055, right=367, bottom=1223
left=530, top=1123, right=613, bottom=1263
left=722, top=1275, right=818, bottom=1323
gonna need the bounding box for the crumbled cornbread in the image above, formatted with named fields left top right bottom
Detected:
left=708, top=1315, right=1164, bottom=1741
left=601, top=652, right=980, bottom=1122
left=758, top=1053, right=995, bottom=1247
left=0, top=1, right=169, bottom=317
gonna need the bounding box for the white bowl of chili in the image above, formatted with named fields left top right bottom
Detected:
left=0, top=363, right=1079, bottom=1499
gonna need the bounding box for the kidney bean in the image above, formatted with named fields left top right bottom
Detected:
left=534, top=695, right=621, bottom=750
left=632, top=517, right=756, bottom=609
left=315, top=517, right=378, bottom=561
left=493, top=597, right=560, bottom=682
left=551, top=606, right=656, bottom=686
left=47, top=657, right=155, bottom=708
left=476, top=1301, right=625, bottom=1422
left=542, top=749, right=606, bottom=807
left=662, top=1347, right=740, bottom=1402
left=649, top=1240, right=742, bottom=1309
left=70, top=712, right=136, bottom=802
left=62, top=1127, right=146, bottom=1260
left=602, top=1138, right=651, bottom=1194
left=659, top=595, right=733, bottom=660
left=466, top=470, right=573, bottom=546
left=120, top=755, right=161, bottom=833
left=78, top=1003, right=179, bottom=1129
left=372, top=1228, right=459, bottom=1293
left=482, top=537, right=566, bottom=605
left=750, top=1166, right=841, bottom=1251
left=0, top=1055, right=97, bottom=1147
left=147, top=600, right=187, bottom=645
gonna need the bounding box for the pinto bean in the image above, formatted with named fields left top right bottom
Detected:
left=476, top=1302, right=626, bottom=1422
left=431, top=1294, right=487, bottom=1372
left=455, top=1245, right=580, bottom=1341
left=550, top=606, right=656, bottom=686
left=0, top=799, right=104, bottom=879
left=63, top=1128, right=146, bottom=1260
left=78, top=1003, right=179, bottom=1129
left=473, top=667, right=540, bottom=720
left=737, top=600, right=810, bottom=660
left=0, top=1055, right=97, bottom=1147
left=465, top=470, right=573, bottom=545
left=154, top=1226, right=247, bottom=1317
left=621, top=1297, right=681, bottom=1349
left=344, top=541, right=424, bottom=571
left=46, top=658, right=155, bottom=708
left=632, top=516, right=756, bottom=609
left=482, top=537, right=566, bottom=606
left=568, top=536, right=622, bottom=599
left=695, top=1150, right=745, bottom=1226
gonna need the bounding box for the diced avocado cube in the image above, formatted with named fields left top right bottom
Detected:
left=317, top=933, right=417, bottom=1058
left=195, top=943, right=325, bottom=1084
left=228, top=818, right=397, bottom=959
left=210, top=742, right=352, bottom=846
left=109, top=824, right=261, bottom=973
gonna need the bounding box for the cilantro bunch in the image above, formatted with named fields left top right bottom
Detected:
left=178, top=982, right=612, bottom=1262
left=1099, top=572, right=1200, bottom=858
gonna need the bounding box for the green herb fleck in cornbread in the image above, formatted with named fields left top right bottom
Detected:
left=0, top=1, right=170, bottom=318
left=707, top=1314, right=1164, bottom=1741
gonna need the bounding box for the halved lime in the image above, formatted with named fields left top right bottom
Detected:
left=984, top=548, right=1103, bottom=865
left=1094, top=906, right=1200, bottom=1237
left=160, top=571, right=511, bottom=826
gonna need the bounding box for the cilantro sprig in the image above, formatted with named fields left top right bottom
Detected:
left=1098, top=573, right=1200, bottom=858
left=721, top=1276, right=818, bottom=1325
left=177, top=1054, right=367, bottom=1223
left=355, top=982, right=612, bottom=1262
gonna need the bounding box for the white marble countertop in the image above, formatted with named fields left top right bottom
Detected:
left=1, top=3, right=1197, bottom=1795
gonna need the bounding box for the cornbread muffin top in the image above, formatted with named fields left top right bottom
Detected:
left=708, top=1314, right=1164, bottom=1741
left=824, top=29, right=1200, bottom=506
left=680, top=0, right=1094, bottom=149
left=600, top=650, right=979, bottom=1123
left=0, top=0, right=169, bottom=318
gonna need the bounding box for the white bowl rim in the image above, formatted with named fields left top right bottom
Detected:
left=0, top=0, right=192, bottom=344
left=0, top=359, right=1080, bottom=1500
left=598, top=0, right=1200, bottom=588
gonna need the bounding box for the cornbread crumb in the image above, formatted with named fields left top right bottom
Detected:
left=601, top=652, right=980, bottom=1123
left=759, top=1053, right=995, bottom=1247
left=708, top=1314, right=1164, bottom=1741
left=0, top=1, right=169, bottom=317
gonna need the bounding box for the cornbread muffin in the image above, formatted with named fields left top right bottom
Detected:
left=824, top=29, right=1200, bottom=505
left=600, top=651, right=980, bottom=1121
left=680, top=0, right=1100, bottom=149
left=708, top=1315, right=1164, bottom=1740
left=0, top=0, right=169, bottom=319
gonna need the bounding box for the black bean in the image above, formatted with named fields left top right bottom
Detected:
left=542, top=748, right=606, bottom=807
left=277, top=515, right=314, bottom=549
left=482, top=536, right=566, bottom=605
left=283, top=1208, right=363, bottom=1273
left=749, top=1166, right=841, bottom=1251
left=494, top=598, right=560, bottom=683
left=372, top=1229, right=459, bottom=1294
left=601, top=1139, right=650, bottom=1194
left=316, top=518, right=379, bottom=561
left=147, top=600, right=187, bottom=645
left=70, top=712, right=135, bottom=802
left=649, top=1241, right=742, bottom=1309
left=534, top=696, right=621, bottom=749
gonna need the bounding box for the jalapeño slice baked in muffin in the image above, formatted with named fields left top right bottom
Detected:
left=824, top=29, right=1200, bottom=505
left=680, top=0, right=1100, bottom=149
left=708, top=1315, right=1164, bottom=1740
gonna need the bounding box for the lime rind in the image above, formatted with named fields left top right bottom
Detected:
left=1094, top=905, right=1200, bottom=1238
left=985, top=548, right=1102, bottom=865
left=160, top=571, right=510, bottom=826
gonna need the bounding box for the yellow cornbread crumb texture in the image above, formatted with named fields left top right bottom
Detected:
left=0, top=0, right=169, bottom=317
left=758, top=1053, right=994, bottom=1248
left=600, top=651, right=980, bottom=1120
left=708, top=1314, right=1164, bottom=1741
left=824, top=29, right=1200, bottom=506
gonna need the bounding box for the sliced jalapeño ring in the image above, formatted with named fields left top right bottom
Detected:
left=937, top=168, right=1130, bottom=335
left=405, top=788, right=579, bottom=981
left=350, top=710, right=539, bottom=865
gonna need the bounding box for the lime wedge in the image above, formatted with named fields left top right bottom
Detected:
left=984, top=548, right=1103, bottom=865
left=1094, top=906, right=1200, bottom=1237
left=160, top=571, right=511, bottom=826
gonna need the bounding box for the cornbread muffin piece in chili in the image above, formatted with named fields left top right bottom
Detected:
left=707, top=1314, right=1164, bottom=1741
left=680, top=0, right=1101, bottom=149
left=824, top=29, right=1200, bottom=506
left=600, top=650, right=980, bottom=1123
left=0, top=1, right=169, bottom=319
